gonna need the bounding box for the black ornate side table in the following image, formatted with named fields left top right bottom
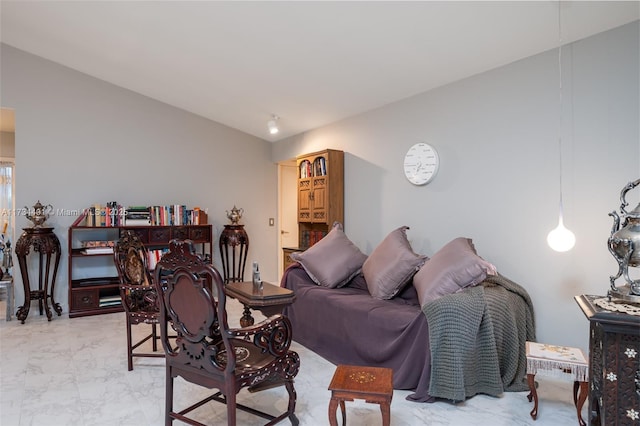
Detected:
left=15, top=227, right=62, bottom=323
left=219, top=224, right=249, bottom=283
left=575, top=294, right=640, bottom=425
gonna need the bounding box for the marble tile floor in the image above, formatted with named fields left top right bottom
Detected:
left=0, top=296, right=586, bottom=426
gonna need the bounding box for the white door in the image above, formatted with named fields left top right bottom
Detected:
left=278, top=161, right=298, bottom=278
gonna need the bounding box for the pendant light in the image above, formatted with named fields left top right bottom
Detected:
left=547, top=0, right=576, bottom=253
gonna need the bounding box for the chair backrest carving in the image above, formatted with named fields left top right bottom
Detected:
left=154, top=239, right=232, bottom=374
left=114, top=230, right=155, bottom=313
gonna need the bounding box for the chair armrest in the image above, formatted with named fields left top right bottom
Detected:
left=228, top=314, right=293, bottom=357
left=119, top=284, right=158, bottom=312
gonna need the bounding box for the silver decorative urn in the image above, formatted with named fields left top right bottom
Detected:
left=24, top=200, right=53, bottom=228
left=225, top=205, right=244, bottom=225
left=608, top=178, right=640, bottom=302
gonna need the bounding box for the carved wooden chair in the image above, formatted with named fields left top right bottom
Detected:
left=114, top=230, right=164, bottom=371
left=154, top=239, right=300, bottom=426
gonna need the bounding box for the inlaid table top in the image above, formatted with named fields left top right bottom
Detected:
left=225, top=281, right=295, bottom=307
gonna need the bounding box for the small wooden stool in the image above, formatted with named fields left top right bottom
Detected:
left=526, top=341, right=589, bottom=426
left=328, top=364, right=393, bottom=426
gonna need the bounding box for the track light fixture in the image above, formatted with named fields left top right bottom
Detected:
left=267, top=115, right=279, bottom=135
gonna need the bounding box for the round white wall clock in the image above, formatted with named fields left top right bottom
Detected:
left=403, top=143, right=439, bottom=185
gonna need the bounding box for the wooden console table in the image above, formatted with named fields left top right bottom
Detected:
left=225, top=281, right=295, bottom=327
left=15, top=227, right=62, bottom=323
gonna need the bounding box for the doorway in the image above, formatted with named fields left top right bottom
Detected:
left=0, top=108, right=15, bottom=245
left=277, top=159, right=298, bottom=280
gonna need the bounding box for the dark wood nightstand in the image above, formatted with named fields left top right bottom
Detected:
left=575, top=294, right=640, bottom=425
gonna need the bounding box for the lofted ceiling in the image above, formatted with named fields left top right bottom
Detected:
left=0, top=1, right=638, bottom=140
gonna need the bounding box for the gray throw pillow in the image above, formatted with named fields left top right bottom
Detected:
left=290, top=222, right=367, bottom=288
left=362, top=226, right=428, bottom=300
left=413, top=237, right=497, bottom=307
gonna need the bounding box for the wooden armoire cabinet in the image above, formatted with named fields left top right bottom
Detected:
left=296, top=149, right=344, bottom=249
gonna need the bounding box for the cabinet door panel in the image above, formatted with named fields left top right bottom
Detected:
left=72, top=289, right=99, bottom=310
left=298, top=180, right=312, bottom=222
left=311, top=187, right=327, bottom=222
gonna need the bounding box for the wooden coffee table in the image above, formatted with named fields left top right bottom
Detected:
left=225, top=281, right=295, bottom=327
left=328, top=364, right=393, bottom=426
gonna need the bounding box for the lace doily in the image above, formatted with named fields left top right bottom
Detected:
left=594, top=298, right=640, bottom=316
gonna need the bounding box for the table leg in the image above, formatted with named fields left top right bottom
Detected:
left=2, top=281, right=13, bottom=321
left=527, top=373, right=538, bottom=420
left=16, top=255, right=31, bottom=324
left=328, top=396, right=339, bottom=426
left=380, top=401, right=391, bottom=426
left=574, top=381, right=588, bottom=426
left=49, top=251, right=62, bottom=316
left=41, top=252, right=52, bottom=320
left=239, top=304, right=254, bottom=327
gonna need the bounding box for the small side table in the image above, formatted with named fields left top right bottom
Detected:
left=0, top=275, right=14, bottom=321
left=526, top=341, right=588, bottom=426
left=225, top=281, right=295, bottom=327
left=328, top=364, right=393, bottom=426
left=15, top=227, right=63, bottom=323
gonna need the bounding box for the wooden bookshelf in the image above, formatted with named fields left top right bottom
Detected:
left=68, top=210, right=213, bottom=318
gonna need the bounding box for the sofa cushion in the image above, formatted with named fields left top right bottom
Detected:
left=290, top=222, right=367, bottom=288
left=413, top=237, right=497, bottom=307
left=363, top=226, right=427, bottom=299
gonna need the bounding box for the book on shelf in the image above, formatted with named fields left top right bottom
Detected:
left=124, top=218, right=151, bottom=226
left=81, top=240, right=116, bottom=248
left=81, top=247, right=114, bottom=255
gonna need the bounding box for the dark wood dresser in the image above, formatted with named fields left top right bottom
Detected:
left=575, top=294, right=640, bottom=426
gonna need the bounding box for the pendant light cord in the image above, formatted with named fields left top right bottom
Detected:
left=557, top=0, right=565, bottom=220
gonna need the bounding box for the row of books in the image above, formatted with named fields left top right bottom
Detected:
left=300, top=230, right=328, bottom=249
left=147, top=248, right=169, bottom=271
left=83, top=203, right=208, bottom=227
left=85, top=202, right=123, bottom=227
left=148, top=205, right=207, bottom=226
left=299, top=157, right=327, bottom=179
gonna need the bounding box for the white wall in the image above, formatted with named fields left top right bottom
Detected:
left=0, top=44, right=280, bottom=312
left=273, top=22, right=640, bottom=352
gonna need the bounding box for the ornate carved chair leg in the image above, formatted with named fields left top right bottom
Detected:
left=126, top=319, right=133, bottom=371
left=152, top=323, right=158, bottom=352
left=166, top=368, right=173, bottom=426
left=285, top=379, right=298, bottom=425
left=226, top=390, right=237, bottom=426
